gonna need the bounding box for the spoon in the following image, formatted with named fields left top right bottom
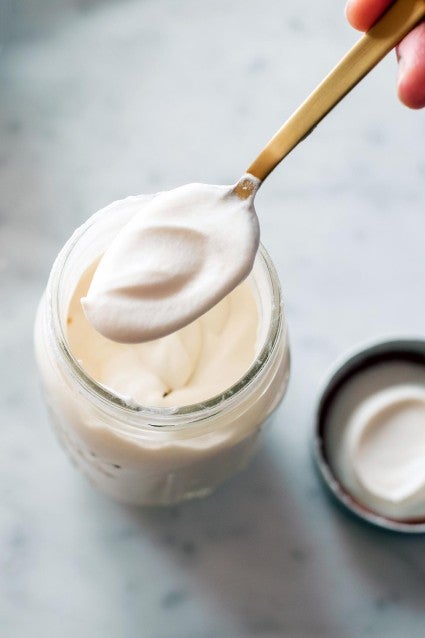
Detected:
left=83, top=0, right=425, bottom=344
left=234, top=0, right=425, bottom=199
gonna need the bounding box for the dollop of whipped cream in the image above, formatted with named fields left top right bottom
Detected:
left=82, top=178, right=260, bottom=343
left=348, top=386, right=425, bottom=506
left=326, top=360, right=425, bottom=519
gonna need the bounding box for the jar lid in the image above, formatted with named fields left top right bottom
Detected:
left=313, top=337, right=425, bottom=533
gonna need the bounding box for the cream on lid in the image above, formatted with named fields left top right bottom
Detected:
left=347, top=386, right=425, bottom=503
left=325, top=360, right=425, bottom=520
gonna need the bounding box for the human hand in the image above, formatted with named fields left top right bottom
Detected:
left=346, top=0, right=425, bottom=108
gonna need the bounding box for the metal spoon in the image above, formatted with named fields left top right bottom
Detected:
left=235, top=0, right=425, bottom=198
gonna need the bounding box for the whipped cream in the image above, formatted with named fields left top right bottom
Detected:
left=326, top=360, right=425, bottom=519
left=350, top=386, right=425, bottom=505
left=82, top=178, right=260, bottom=343
left=69, top=260, right=259, bottom=407
left=34, top=194, right=290, bottom=505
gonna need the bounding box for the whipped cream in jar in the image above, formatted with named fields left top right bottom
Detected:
left=34, top=196, right=289, bottom=505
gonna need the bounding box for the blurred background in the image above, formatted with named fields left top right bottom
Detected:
left=1, top=1, right=424, bottom=636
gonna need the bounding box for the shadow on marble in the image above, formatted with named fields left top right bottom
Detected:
left=323, top=493, right=425, bottom=614
left=108, top=446, right=345, bottom=637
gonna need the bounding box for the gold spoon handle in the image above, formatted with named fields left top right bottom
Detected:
left=246, top=0, right=425, bottom=183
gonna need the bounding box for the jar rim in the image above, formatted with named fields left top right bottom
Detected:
left=48, top=209, right=284, bottom=425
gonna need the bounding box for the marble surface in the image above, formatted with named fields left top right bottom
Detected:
left=1, top=1, right=425, bottom=636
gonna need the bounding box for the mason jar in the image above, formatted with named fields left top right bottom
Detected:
left=34, top=199, right=290, bottom=505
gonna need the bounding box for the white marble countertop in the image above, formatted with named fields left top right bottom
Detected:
left=1, top=1, right=425, bottom=636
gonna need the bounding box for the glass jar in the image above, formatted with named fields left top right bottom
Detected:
left=34, top=200, right=290, bottom=505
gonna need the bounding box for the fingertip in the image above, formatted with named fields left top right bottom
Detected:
left=397, top=76, right=425, bottom=109
left=345, top=0, right=368, bottom=31
left=345, top=0, right=396, bottom=32
left=397, top=22, right=425, bottom=109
